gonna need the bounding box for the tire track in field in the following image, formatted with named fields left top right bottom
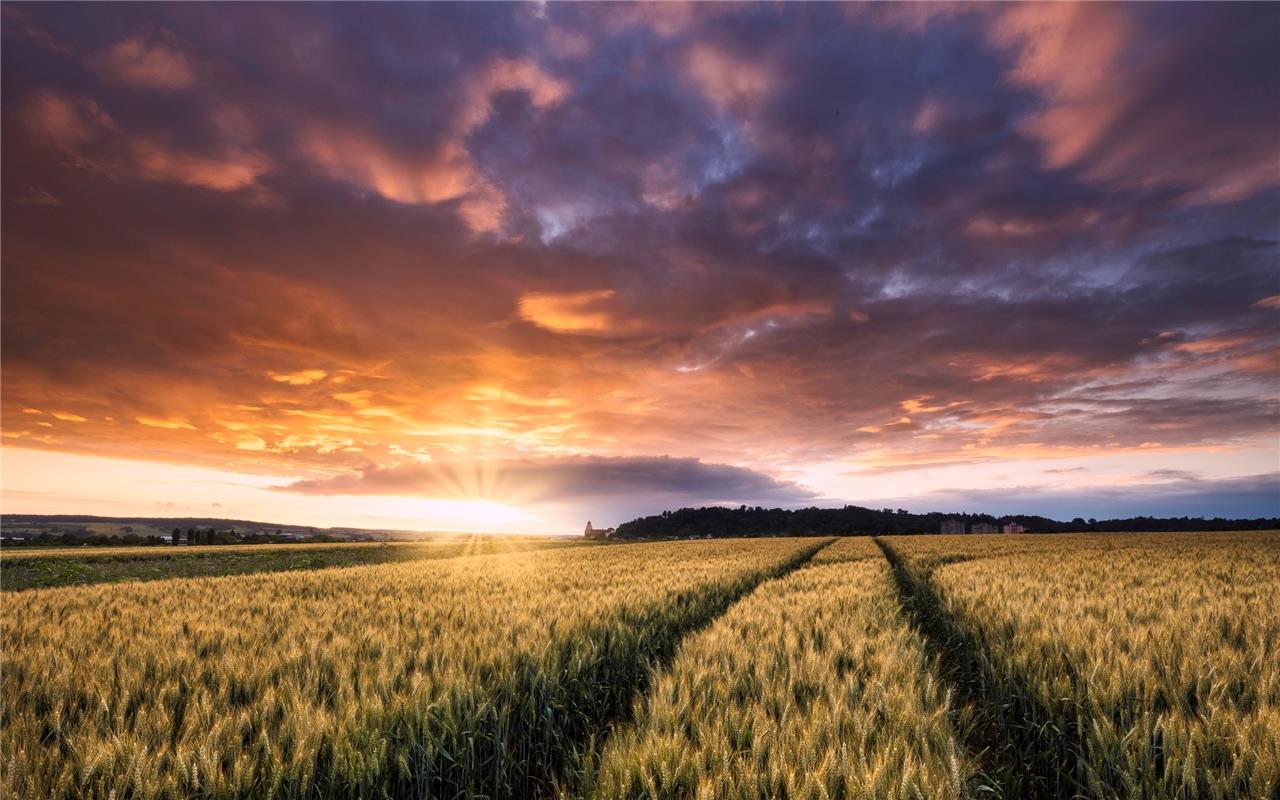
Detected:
left=546, top=537, right=836, bottom=799
left=874, top=537, right=1081, bottom=800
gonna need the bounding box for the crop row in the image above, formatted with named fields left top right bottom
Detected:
left=1, top=537, right=828, bottom=799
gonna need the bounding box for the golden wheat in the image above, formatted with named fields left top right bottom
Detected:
left=1, top=538, right=826, bottom=799
left=8, top=532, right=1277, bottom=799
left=589, top=537, right=972, bottom=799
left=890, top=531, right=1280, bottom=800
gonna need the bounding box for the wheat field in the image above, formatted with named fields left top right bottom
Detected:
left=2, top=532, right=1277, bottom=799
left=1, top=538, right=825, bottom=798
left=588, top=537, right=971, bottom=799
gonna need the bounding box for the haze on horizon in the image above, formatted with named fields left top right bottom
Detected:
left=2, top=2, right=1277, bottom=534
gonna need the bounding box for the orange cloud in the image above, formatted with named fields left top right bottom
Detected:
left=685, top=44, right=774, bottom=114
left=990, top=3, right=1133, bottom=170
left=268, top=369, right=329, bottom=386
left=296, top=56, right=563, bottom=229
left=300, top=130, right=473, bottom=205
left=596, top=3, right=704, bottom=38
left=130, top=139, right=269, bottom=192
left=457, top=184, right=509, bottom=234
left=1232, top=351, right=1280, bottom=375
left=459, top=57, right=568, bottom=131
left=956, top=355, right=1087, bottom=384
left=518, top=289, right=618, bottom=333
left=20, top=89, right=268, bottom=196
left=137, top=416, right=197, bottom=430
left=21, top=90, right=115, bottom=150
left=88, top=29, right=195, bottom=91
left=1173, top=334, right=1256, bottom=356
left=988, top=3, right=1279, bottom=203
left=901, top=397, right=965, bottom=415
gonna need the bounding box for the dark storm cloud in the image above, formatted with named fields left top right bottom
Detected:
left=888, top=473, right=1280, bottom=520
left=2, top=2, right=1277, bottom=515
left=282, top=455, right=818, bottom=506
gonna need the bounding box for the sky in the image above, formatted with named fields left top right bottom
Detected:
left=2, top=2, right=1278, bottom=534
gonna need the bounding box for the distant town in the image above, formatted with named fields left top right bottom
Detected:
left=939, top=519, right=1024, bottom=535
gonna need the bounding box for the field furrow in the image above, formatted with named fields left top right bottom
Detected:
left=886, top=532, right=1280, bottom=800
left=1, top=537, right=829, bottom=799
left=585, top=537, right=973, bottom=799
left=877, top=536, right=1069, bottom=799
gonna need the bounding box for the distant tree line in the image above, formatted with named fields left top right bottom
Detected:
left=1, top=530, right=170, bottom=548
left=1, top=527, right=354, bottom=548
left=613, top=505, right=1280, bottom=538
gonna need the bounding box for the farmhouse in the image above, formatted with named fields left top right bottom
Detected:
left=584, top=521, right=615, bottom=539
left=972, top=522, right=999, bottom=534
left=1002, top=522, right=1026, bottom=534
left=940, top=519, right=965, bottom=535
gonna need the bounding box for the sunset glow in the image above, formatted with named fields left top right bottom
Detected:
left=2, top=3, right=1277, bottom=531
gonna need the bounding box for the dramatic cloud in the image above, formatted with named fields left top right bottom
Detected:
left=88, top=28, right=196, bottom=90
left=887, top=473, right=1280, bottom=521
left=20, top=89, right=115, bottom=150
left=282, top=455, right=818, bottom=508
left=990, top=3, right=1280, bottom=203
left=3, top=3, right=1277, bottom=527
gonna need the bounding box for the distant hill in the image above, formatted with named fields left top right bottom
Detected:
left=2, top=514, right=301, bottom=530
left=0, top=514, right=514, bottom=545
left=613, top=505, right=1280, bottom=538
